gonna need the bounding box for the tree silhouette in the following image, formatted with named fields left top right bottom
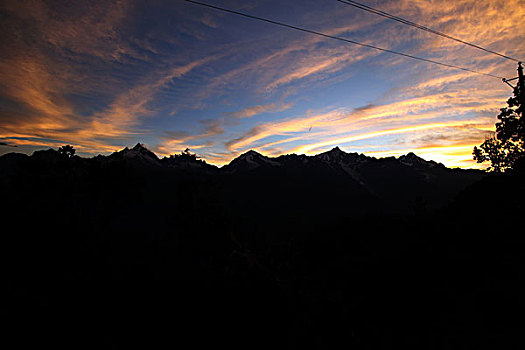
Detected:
left=169, top=148, right=200, bottom=160
left=473, top=63, right=524, bottom=172
left=58, top=145, right=76, bottom=158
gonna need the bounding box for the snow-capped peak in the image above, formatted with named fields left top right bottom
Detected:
left=109, top=143, right=160, bottom=165
left=318, top=146, right=345, bottom=156
left=225, top=149, right=280, bottom=171
left=239, top=150, right=263, bottom=158
left=398, top=152, right=427, bottom=166
left=130, top=143, right=156, bottom=156
left=132, top=142, right=148, bottom=151
left=315, top=146, right=355, bottom=163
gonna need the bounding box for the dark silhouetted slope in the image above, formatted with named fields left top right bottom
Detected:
left=3, top=144, right=522, bottom=350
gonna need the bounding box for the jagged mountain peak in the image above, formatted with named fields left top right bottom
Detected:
left=132, top=142, right=149, bottom=151
left=398, top=152, right=435, bottom=167
left=318, top=146, right=346, bottom=156
left=235, top=149, right=274, bottom=162
left=225, top=149, right=280, bottom=171
left=129, top=143, right=158, bottom=157
left=399, top=152, right=423, bottom=161
left=240, top=149, right=263, bottom=157
left=108, top=143, right=160, bottom=165
left=314, top=146, right=363, bottom=164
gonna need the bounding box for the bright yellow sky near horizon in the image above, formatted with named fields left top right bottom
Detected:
left=1, top=0, right=523, bottom=169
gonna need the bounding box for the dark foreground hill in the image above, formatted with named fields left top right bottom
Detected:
left=2, top=144, right=523, bottom=349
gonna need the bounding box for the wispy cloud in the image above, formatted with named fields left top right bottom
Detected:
left=84, top=55, right=222, bottom=140
left=156, top=119, right=226, bottom=156
left=0, top=0, right=223, bottom=154
left=224, top=102, right=294, bottom=119
left=0, top=0, right=523, bottom=168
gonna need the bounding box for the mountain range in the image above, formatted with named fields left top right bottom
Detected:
left=3, top=142, right=523, bottom=349
left=0, top=142, right=484, bottom=214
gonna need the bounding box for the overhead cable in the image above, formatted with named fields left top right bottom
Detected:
left=336, top=0, right=521, bottom=62
left=181, top=0, right=505, bottom=79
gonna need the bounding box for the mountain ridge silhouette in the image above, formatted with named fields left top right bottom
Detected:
left=1, top=143, right=483, bottom=214
left=3, top=142, right=523, bottom=350
left=0, top=142, right=476, bottom=170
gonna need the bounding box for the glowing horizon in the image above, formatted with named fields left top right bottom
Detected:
left=1, top=0, right=524, bottom=169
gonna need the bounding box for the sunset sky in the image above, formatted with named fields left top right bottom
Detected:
left=1, top=0, right=524, bottom=167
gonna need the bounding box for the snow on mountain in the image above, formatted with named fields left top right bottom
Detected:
left=398, top=152, right=442, bottom=168
left=0, top=143, right=483, bottom=213
left=314, top=147, right=369, bottom=165
left=40, top=142, right=457, bottom=182
left=315, top=146, right=345, bottom=162
left=107, top=143, right=161, bottom=166
left=223, top=146, right=450, bottom=180
left=312, top=147, right=369, bottom=183
left=125, top=143, right=159, bottom=159
left=224, top=150, right=281, bottom=172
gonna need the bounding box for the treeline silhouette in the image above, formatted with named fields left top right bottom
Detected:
left=3, top=146, right=524, bottom=349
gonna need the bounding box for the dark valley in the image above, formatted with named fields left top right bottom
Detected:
left=3, top=144, right=524, bottom=349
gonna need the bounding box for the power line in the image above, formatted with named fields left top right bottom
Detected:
left=336, top=0, right=521, bottom=62
left=180, top=0, right=504, bottom=79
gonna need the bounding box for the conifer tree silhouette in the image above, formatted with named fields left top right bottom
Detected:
left=58, top=145, right=76, bottom=158
left=474, top=63, right=524, bottom=172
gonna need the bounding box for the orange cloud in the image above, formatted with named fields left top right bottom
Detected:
left=264, top=50, right=372, bottom=90
left=364, top=144, right=485, bottom=169
left=155, top=118, right=226, bottom=156
left=1, top=0, right=522, bottom=167
left=222, top=83, right=504, bottom=155
left=0, top=1, right=133, bottom=152
left=82, top=55, right=221, bottom=141
left=0, top=0, right=220, bottom=154
left=291, top=120, right=486, bottom=154
left=224, top=102, right=294, bottom=119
